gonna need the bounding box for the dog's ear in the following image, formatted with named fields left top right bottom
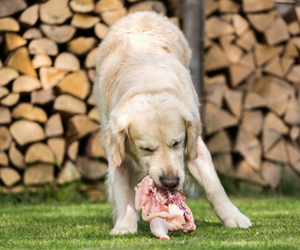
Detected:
left=105, top=115, right=129, bottom=167
left=183, top=113, right=202, bottom=160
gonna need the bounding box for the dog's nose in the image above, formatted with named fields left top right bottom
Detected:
left=159, top=175, right=179, bottom=188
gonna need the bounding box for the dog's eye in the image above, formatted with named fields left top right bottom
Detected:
left=141, top=147, right=154, bottom=153
left=172, top=141, right=180, bottom=148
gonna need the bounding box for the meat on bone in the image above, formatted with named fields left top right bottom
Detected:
left=135, top=175, right=196, bottom=240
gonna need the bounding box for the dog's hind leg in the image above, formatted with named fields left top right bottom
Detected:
left=187, top=137, right=252, bottom=228
left=107, top=161, right=138, bottom=235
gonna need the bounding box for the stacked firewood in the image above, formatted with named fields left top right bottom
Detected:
left=0, top=0, right=176, bottom=193
left=204, top=0, right=300, bottom=190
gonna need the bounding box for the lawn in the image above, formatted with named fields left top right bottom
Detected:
left=0, top=193, right=300, bottom=250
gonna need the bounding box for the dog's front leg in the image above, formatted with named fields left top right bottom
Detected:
left=187, top=137, right=252, bottom=228
left=107, top=162, right=138, bottom=235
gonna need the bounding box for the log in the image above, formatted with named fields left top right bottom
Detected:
left=265, top=139, right=288, bottom=163
left=66, top=115, right=99, bottom=142
left=206, top=130, right=231, bottom=154
left=0, top=17, right=20, bottom=32
left=19, top=4, right=39, bottom=26
left=39, top=0, right=72, bottom=25
left=85, top=48, right=98, bottom=68
left=88, top=107, right=101, bottom=123
left=28, top=38, right=58, bottom=56
left=57, top=70, right=90, bottom=100
left=244, top=91, right=267, bottom=110
left=47, top=138, right=65, bottom=165
left=94, top=0, right=123, bottom=13
left=45, top=113, right=64, bottom=137
left=6, top=47, right=37, bottom=77
left=86, top=131, right=106, bottom=158
left=281, top=57, right=294, bottom=76
left=205, top=16, right=234, bottom=39
left=236, top=30, right=256, bottom=51
left=76, top=156, right=107, bottom=180
left=70, top=0, right=94, bottom=13
left=236, top=160, right=266, bottom=186
left=8, top=142, right=25, bottom=169
left=204, top=45, right=228, bottom=72
left=94, top=22, right=109, bottom=40
left=224, top=90, right=242, bottom=118
left=288, top=20, right=300, bottom=36
left=71, top=14, right=99, bottom=29
left=23, top=164, right=54, bottom=185
left=219, top=35, right=235, bottom=52
left=212, top=153, right=234, bottom=178
left=101, top=8, right=127, bottom=26
left=67, top=37, right=96, bottom=55
left=25, top=143, right=55, bottom=164
left=128, top=1, right=166, bottom=14
left=0, top=126, right=12, bottom=151
left=67, top=140, right=79, bottom=161
left=241, top=110, right=263, bottom=136
left=31, top=88, right=55, bottom=105
left=254, top=44, right=283, bottom=67
left=286, top=142, right=300, bottom=165
left=56, top=160, right=81, bottom=184
left=290, top=126, right=300, bottom=142
left=23, top=28, right=42, bottom=40
left=40, top=67, right=68, bottom=90
left=54, top=52, right=80, bottom=71
left=206, top=0, right=218, bottom=16
left=0, top=87, right=9, bottom=99
left=1, top=93, right=20, bottom=107
left=229, top=65, right=253, bottom=87
left=232, top=14, right=249, bottom=36
left=218, top=0, right=240, bottom=13
left=0, top=0, right=27, bottom=18
left=10, top=120, right=45, bottom=146
left=0, top=67, right=19, bottom=87
left=12, top=75, right=41, bottom=93
left=264, top=17, right=289, bottom=46
left=4, top=33, right=27, bottom=51
left=282, top=165, right=300, bottom=190
left=0, top=106, right=11, bottom=124
left=262, top=129, right=281, bottom=153
left=263, top=112, right=289, bottom=135
left=284, top=98, right=300, bottom=125
left=32, top=54, right=52, bottom=69
left=87, top=93, right=96, bottom=106
left=203, top=102, right=238, bottom=135
left=12, top=103, right=47, bottom=123
left=283, top=40, right=298, bottom=58
left=286, top=65, right=300, bottom=86
left=54, top=94, right=87, bottom=115
left=0, top=168, right=21, bottom=187
left=261, top=161, right=282, bottom=189
left=204, top=82, right=225, bottom=107
left=243, top=0, right=274, bottom=13
left=263, top=56, right=284, bottom=78
left=0, top=151, right=8, bottom=166
left=224, top=45, right=243, bottom=64
left=40, top=24, right=76, bottom=44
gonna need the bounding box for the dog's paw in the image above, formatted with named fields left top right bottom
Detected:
left=222, top=210, right=252, bottom=228
left=110, top=226, right=137, bottom=235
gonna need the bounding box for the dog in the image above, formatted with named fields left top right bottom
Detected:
left=94, top=11, right=252, bottom=235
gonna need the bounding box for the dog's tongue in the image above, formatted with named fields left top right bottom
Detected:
left=135, top=175, right=196, bottom=240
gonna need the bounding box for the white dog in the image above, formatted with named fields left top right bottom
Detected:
left=94, top=11, right=252, bottom=235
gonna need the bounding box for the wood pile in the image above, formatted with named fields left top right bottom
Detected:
left=204, top=0, right=300, bottom=191
left=0, top=0, right=177, bottom=193
left=1, top=0, right=300, bottom=193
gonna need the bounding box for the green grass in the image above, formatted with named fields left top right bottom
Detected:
left=0, top=194, right=300, bottom=250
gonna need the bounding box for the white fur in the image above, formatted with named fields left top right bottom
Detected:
left=94, top=11, right=252, bottom=235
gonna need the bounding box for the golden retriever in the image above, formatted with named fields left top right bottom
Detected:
left=94, top=11, right=252, bottom=235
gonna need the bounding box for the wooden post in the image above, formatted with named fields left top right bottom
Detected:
left=182, top=0, right=204, bottom=103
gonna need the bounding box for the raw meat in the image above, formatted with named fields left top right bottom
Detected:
left=135, top=175, right=196, bottom=240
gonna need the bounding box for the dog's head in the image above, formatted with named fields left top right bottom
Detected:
left=105, top=95, right=201, bottom=189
